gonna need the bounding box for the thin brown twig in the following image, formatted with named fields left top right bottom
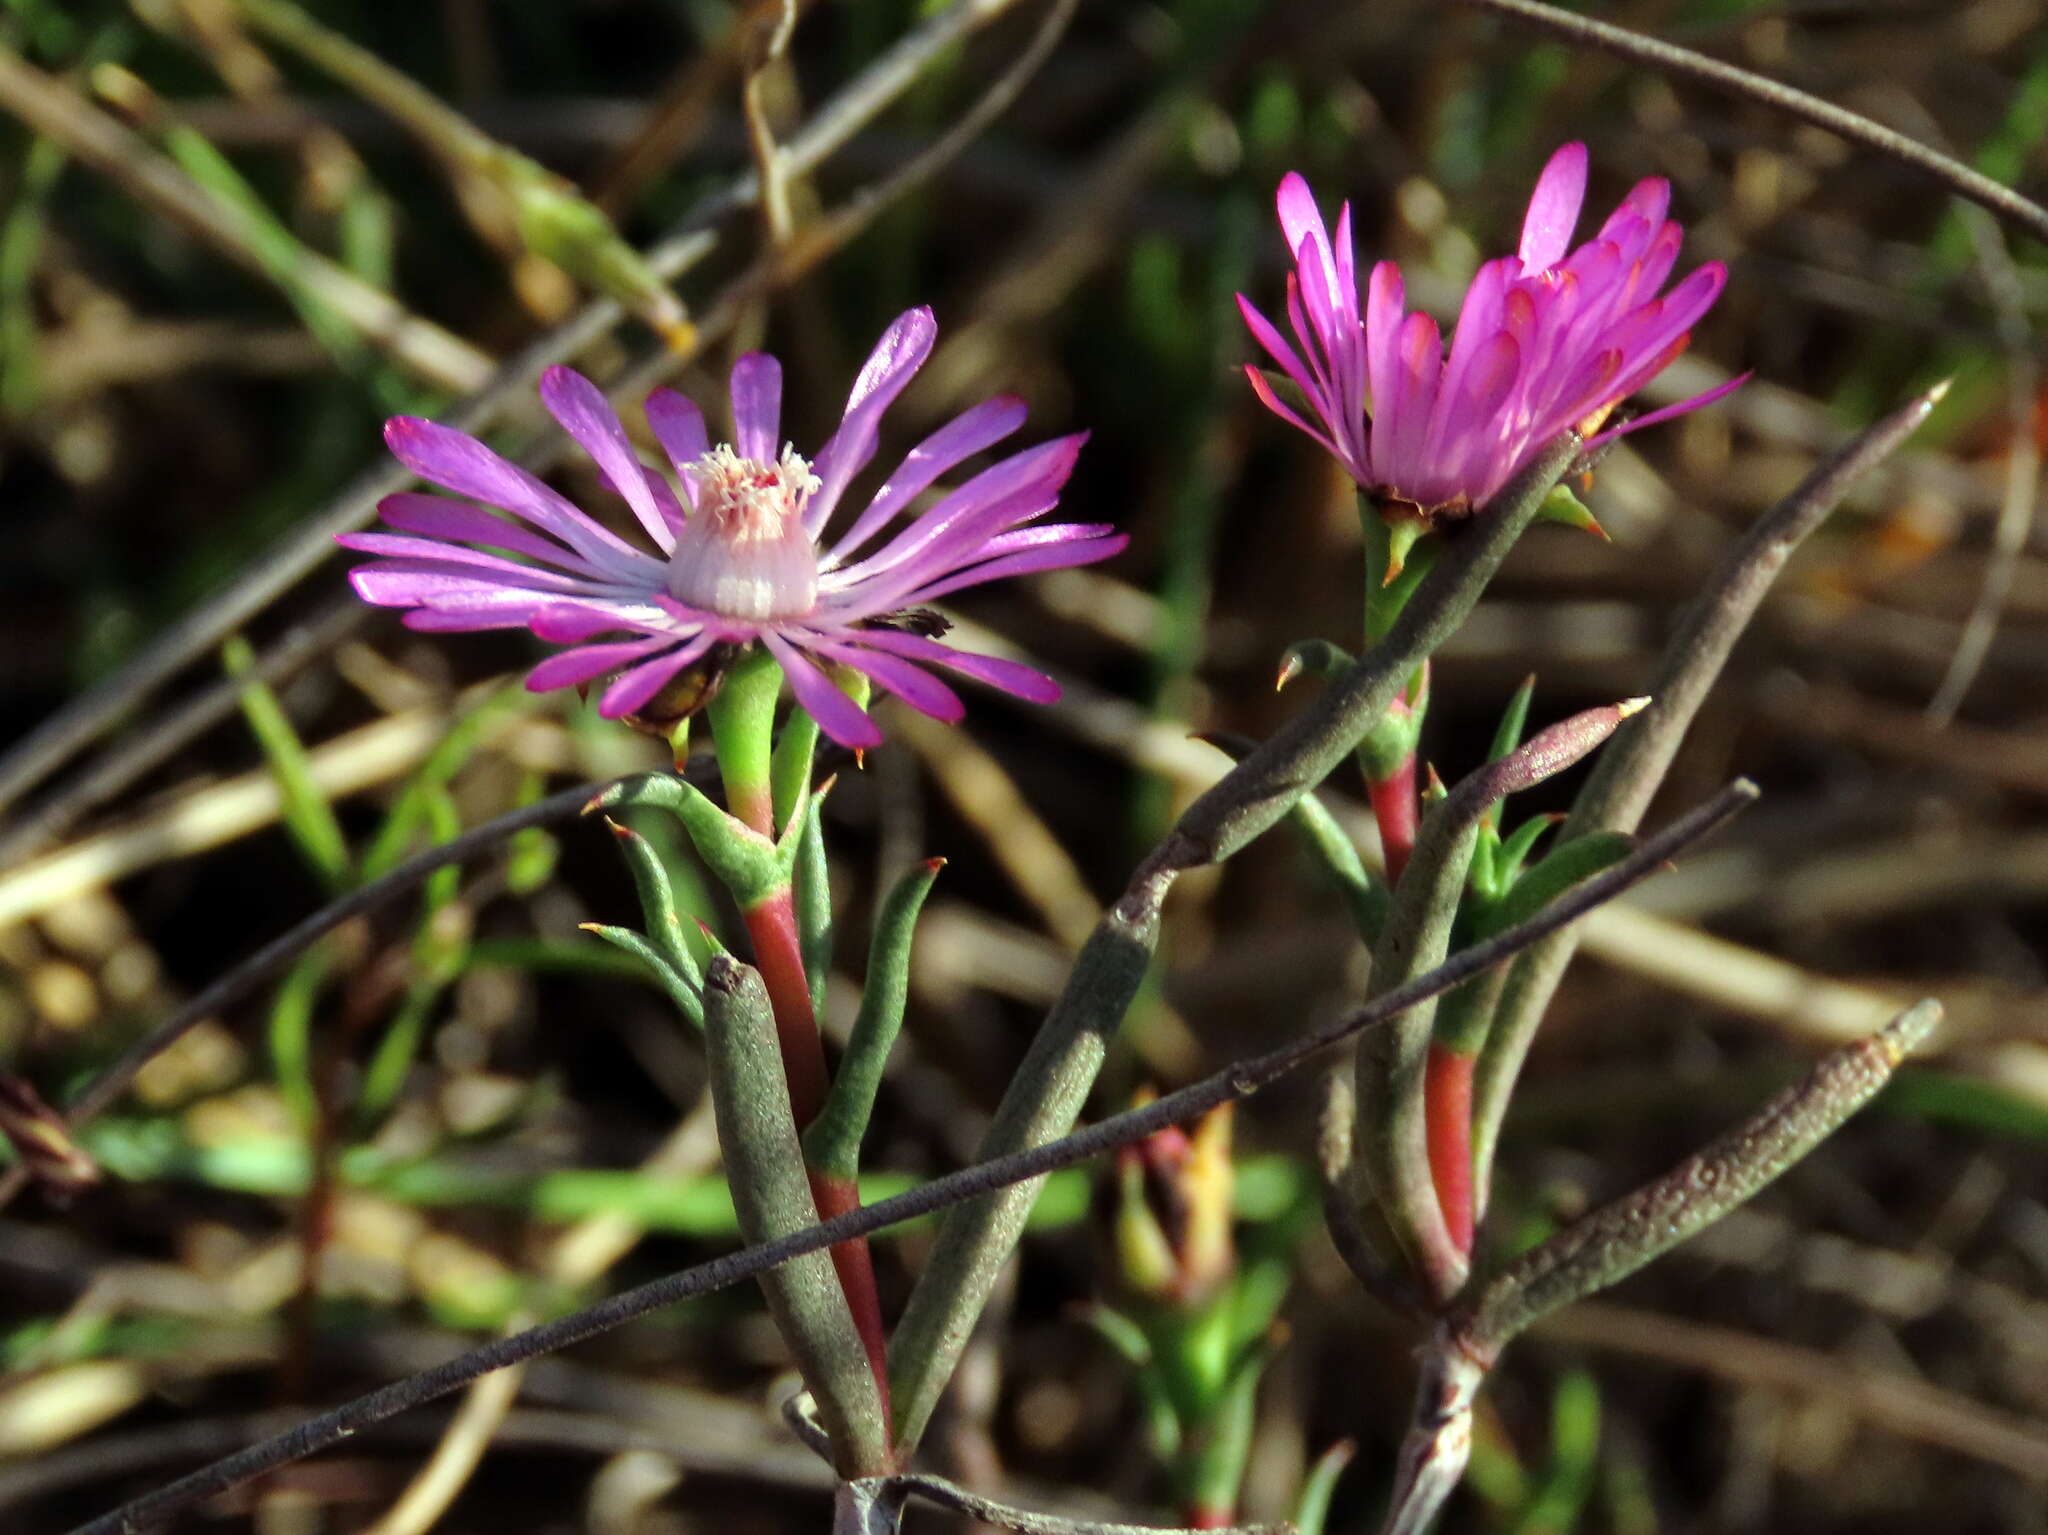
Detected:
left=1456, top=0, right=2048, bottom=247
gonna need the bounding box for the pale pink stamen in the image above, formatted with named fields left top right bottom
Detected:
left=668, top=443, right=822, bottom=621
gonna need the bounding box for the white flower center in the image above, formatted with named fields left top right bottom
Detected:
left=666, top=443, right=821, bottom=621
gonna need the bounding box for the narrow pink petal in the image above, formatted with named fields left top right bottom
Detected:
left=877, top=532, right=1127, bottom=609
left=1438, top=333, right=1524, bottom=497
left=1364, top=261, right=1404, bottom=473
left=1427, top=259, right=1514, bottom=463
left=1628, top=224, right=1684, bottom=307
left=1238, top=294, right=1328, bottom=419
left=761, top=633, right=883, bottom=750
left=841, top=434, right=1084, bottom=585
left=1382, top=311, right=1443, bottom=493
left=1283, top=272, right=1339, bottom=406
left=538, top=366, right=674, bottom=551
left=1519, top=142, right=1588, bottom=270
left=337, top=534, right=594, bottom=590
left=1587, top=264, right=1727, bottom=408
left=644, top=388, right=709, bottom=502
left=401, top=608, right=526, bottom=632
left=528, top=600, right=669, bottom=642
left=349, top=563, right=563, bottom=612
left=593, top=463, right=686, bottom=550
left=1243, top=366, right=1347, bottom=467
left=598, top=633, right=718, bottom=719
left=371, top=493, right=590, bottom=570
left=1583, top=371, right=1751, bottom=453
left=807, top=307, right=938, bottom=533
left=807, top=636, right=964, bottom=722
left=728, top=353, right=782, bottom=463
left=1276, top=174, right=1338, bottom=307
left=825, top=395, right=1029, bottom=564
left=1332, top=201, right=1357, bottom=304
left=383, top=416, right=641, bottom=566
left=527, top=635, right=677, bottom=692
left=839, top=626, right=1062, bottom=704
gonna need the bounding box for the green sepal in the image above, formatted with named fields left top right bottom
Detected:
left=1361, top=498, right=1442, bottom=643
left=1469, top=677, right=1544, bottom=903
left=1490, top=813, right=1561, bottom=895
left=1295, top=790, right=1390, bottom=945
left=1510, top=1370, right=1600, bottom=1535
left=580, top=924, right=704, bottom=1031
left=802, top=858, right=942, bottom=1181
left=1179, top=1340, right=1264, bottom=1526
left=586, top=771, right=809, bottom=908
left=795, top=806, right=831, bottom=1016
left=1478, top=830, right=1635, bottom=938
left=604, top=819, right=703, bottom=990
left=1114, top=1156, right=1184, bottom=1301
left=1469, top=831, right=1499, bottom=905
left=1487, top=675, right=1538, bottom=766
left=770, top=696, right=821, bottom=831
left=1536, top=481, right=1603, bottom=535
left=1276, top=638, right=1355, bottom=692
left=1082, top=1301, right=1156, bottom=1368
left=1291, top=1441, right=1357, bottom=1535
left=1082, top=1305, right=1181, bottom=1458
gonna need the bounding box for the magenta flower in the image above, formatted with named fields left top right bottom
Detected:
left=1238, top=142, right=1743, bottom=516
left=339, top=308, right=1124, bottom=749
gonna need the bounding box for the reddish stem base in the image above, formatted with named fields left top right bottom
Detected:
left=810, top=1170, right=895, bottom=1446
left=1424, top=1043, right=1476, bottom=1256
left=743, top=894, right=830, bottom=1129
left=1369, top=753, right=1419, bottom=887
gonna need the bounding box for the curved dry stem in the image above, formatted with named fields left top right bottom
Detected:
left=1458, top=0, right=2048, bottom=246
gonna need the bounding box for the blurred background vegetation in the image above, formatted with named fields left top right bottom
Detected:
left=2, top=0, right=2048, bottom=1530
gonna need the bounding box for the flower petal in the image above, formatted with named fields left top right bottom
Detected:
left=1519, top=141, right=1587, bottom=270
left=644, top=388, right=709, bottom=510
left=807, top=636, right=965, bottom=723
left=538, top=366, right=676, bottom=552
left=383, top=415, right=643, bottom=569
left=371, top=493, right=591, bottom=570
left=761, top=633, right=883, bottom=750
left=879, top=531, right=1128, bottom=609
left=728, top=352, right=782, bottom=463
left=527, top=635, right=679, bottom=692
left=598, top=633, right=718, bottom=719
left=825, top=395, right=1029, bottom=564
left=807, top=307, right=938, bottom=533
left=1583, top=370, right=1750, bottom=453
left=839, top=625, right=1061, bottom=703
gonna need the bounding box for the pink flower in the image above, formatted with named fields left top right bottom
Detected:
left=339, top=308, right=1124, bottom=749
left=1238, top=143, right=1744, bottom=516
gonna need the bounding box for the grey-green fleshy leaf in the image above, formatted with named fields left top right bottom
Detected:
left=804, top=859, right=942, bottom=1181
left=702, top=956, right=890, bottom=1475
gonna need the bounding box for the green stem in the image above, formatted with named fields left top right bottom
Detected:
left=709, top=647, right=784, bottom=837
